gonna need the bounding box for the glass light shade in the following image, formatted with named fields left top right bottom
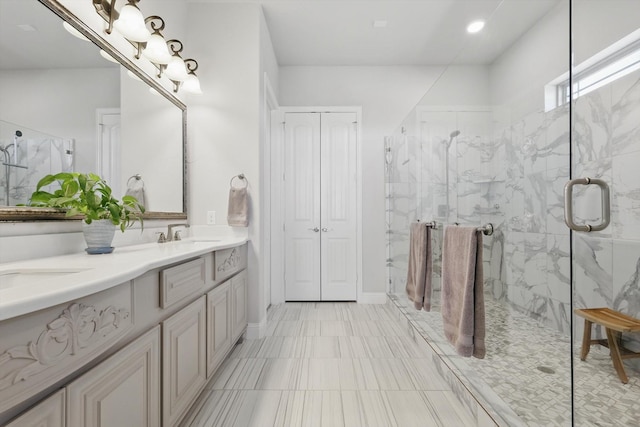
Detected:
left=182, top=74, right=203, bottom=94
left=99, top=49, right=120, bottom=63
left=127, top=70, right=143, bottom=82
left=63, top=22, right=89, bottom=41
left=164, top=56, right=189, bottom=81
left=113, top=4, right=151, bottom=42
left=142, top=33, right=172, bottom=64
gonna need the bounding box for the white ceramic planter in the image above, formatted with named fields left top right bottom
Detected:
left=82, top=219, right=116, bottom=254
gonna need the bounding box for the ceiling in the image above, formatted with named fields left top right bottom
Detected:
left=0, top=0, right=563, bottom=70
left=256, top=0, right=563, bottom=66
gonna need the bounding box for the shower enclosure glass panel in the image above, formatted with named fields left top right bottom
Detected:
left=0, top=120, right=72, bottom=206
left=386, top=1, right=573, bottom=425
left=572, top=1, right=640, bottom=425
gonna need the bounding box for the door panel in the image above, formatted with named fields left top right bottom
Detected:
left=284, top=113, right=321, bottom=300
left=321, top=113, right=358, bottom=300
left=284, top=112, right=358, bottom=301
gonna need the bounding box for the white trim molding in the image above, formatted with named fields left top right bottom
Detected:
left=245, top=320, right=267, bottom=340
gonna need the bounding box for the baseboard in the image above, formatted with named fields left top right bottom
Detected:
left=245, top=319, right=267, bottom=339
left=357, top=292, right=388, bottom=304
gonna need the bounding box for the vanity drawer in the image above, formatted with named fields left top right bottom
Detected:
left=214, top=245, right=247, bottom=282
left=160, top=257, right=205, bottom=309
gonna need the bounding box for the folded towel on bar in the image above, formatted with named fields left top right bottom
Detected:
left=406, top=222, right=433, bottom=311
left=227, top=186, right=248, bottom=227
left=441, top=225, right=485, bottom=358
left=125, top=175, right=147, bottom=209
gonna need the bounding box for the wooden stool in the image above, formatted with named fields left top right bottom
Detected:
left=574, top=307, right=640, bottom=384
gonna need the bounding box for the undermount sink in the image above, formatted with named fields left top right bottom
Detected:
left=0, top=268, right=91, bottom=290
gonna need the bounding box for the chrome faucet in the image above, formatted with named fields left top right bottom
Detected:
left=167, top=223, right=190, bottom=241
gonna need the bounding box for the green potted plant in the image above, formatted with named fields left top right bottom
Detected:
left=29, top=172, right=144, bottom=254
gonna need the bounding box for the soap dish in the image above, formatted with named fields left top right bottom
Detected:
left=85, top=246, right=115, bottom=255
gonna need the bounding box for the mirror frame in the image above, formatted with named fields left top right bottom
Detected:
left=0, top=0, right=187, bottom=221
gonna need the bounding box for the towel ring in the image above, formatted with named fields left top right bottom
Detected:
left=127, top=174, right=144, bottom=186
left=230, top=173, right=248, bottom=188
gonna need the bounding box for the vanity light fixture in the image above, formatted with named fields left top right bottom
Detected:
left=141, top=16, right=171, bottom=64
left=466, top=20, right=485, bottom=34
left=181, top=59, right=203, bottom=94
left=93, top=0, right=203, bottom=94
left=163, top=39, right=189, bottom=82
left=112, top=0, right=151, bottom=42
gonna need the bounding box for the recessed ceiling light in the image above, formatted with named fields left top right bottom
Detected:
left=17, top=24, right=37, bottom=32
left=467, top=20, right=485, bottom=34
left=373, top=20, right=387, bottom=28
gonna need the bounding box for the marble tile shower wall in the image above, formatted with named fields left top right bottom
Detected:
left=0, top=136, right=72, bottom=206
left=572, top=71, right=640, bottom=350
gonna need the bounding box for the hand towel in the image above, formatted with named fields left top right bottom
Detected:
left=227, top=186, right=248, bottom=227
left=125, top=176, right=147, bottom=209
left=441, top=225, right=485, bottom=358
left=406, top=222, right=433, bottom=311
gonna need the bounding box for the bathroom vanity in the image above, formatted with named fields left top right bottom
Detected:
left=0, top=238, right=248, bottom=426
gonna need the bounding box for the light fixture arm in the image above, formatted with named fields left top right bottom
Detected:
left=167, top=39, right=184, bottom=57
left=184, top=59, right=198, bottom=74
left=134, top=16, right=165, bottom=59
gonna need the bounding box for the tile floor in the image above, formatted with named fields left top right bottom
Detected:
left=181, top=302, right=477, bottom=427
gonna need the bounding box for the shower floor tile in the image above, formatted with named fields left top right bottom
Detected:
left=389, top=293, right=640, bottom=427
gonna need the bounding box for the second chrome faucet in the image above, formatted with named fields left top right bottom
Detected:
left=167, top=223, right=190, bottom=241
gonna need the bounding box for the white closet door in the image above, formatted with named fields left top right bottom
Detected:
left=284, top=113, right=322, bottom=300
left=320, top=113, right=358, bottom=300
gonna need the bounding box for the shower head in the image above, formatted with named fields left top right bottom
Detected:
left=450, top=130, right=460, bottom=138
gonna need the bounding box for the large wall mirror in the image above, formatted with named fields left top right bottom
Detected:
left=0, top=0, right=186, bottom=220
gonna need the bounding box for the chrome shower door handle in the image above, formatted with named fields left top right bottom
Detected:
left=564, top=177, right=610, bottom=232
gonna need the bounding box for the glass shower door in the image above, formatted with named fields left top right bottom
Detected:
left=571, top=1, right=640, bottom=425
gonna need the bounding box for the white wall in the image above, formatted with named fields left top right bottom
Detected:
left=489, top=1, right=569, bottom=117
left=186, top=3, right=275, bottom=331
left=279, top=65, right=445, bottom=293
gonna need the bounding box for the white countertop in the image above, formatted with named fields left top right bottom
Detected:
left=0, top=236, right=247, bottom=322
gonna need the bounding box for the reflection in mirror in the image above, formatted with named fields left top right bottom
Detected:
left=0, top=0, right=185, bottom=217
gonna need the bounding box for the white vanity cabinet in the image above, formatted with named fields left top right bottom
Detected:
left=4, top=389, right=65, bottom=427
left=206, top=281, right=232, bottom=377
left=162, top=296, right=207, bottom=427
left=231, top=270, right=248, bottom=343
left=66, top=326, right=161, bottom=427
left=0, top=242, right=247, bottom=427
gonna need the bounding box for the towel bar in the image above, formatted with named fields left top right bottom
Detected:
left=418, top=220, right=494, bottom=236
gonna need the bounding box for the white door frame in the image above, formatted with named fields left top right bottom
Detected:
left=270, top=106, right=363, bottom=304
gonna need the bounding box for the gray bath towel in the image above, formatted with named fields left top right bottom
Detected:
left=227, top=186, right=248, bottom=227
left=441, top=225, right=485, bottom=358
left=406, top=222, right=433, bottom=311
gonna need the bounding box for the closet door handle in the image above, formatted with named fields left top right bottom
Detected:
left=564, top=177, right=610, bottom=232
left=321, top=228, right=329, bottom=232
left=308, top=227, right=320, bottom=232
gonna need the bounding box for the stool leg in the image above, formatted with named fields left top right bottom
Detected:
left=580, top=319, right=592, bottom=361
left=605, top=328, right=629, bottom=384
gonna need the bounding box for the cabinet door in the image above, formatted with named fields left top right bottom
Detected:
left=5, top=389, right=65, bottom=427
left=231, top=271, right=248, bottom=342
left=206, top=281, right=232, bottom=378
left=162, top=296, right=207, bottom=427
left=66, top=326, right=160, bottom=427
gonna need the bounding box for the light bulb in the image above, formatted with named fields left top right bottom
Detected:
left=466, top=20, right=485, bottom=34
left=142, top=33, right=172, bottom=64
left=113, top=4, right=151, bottom=42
